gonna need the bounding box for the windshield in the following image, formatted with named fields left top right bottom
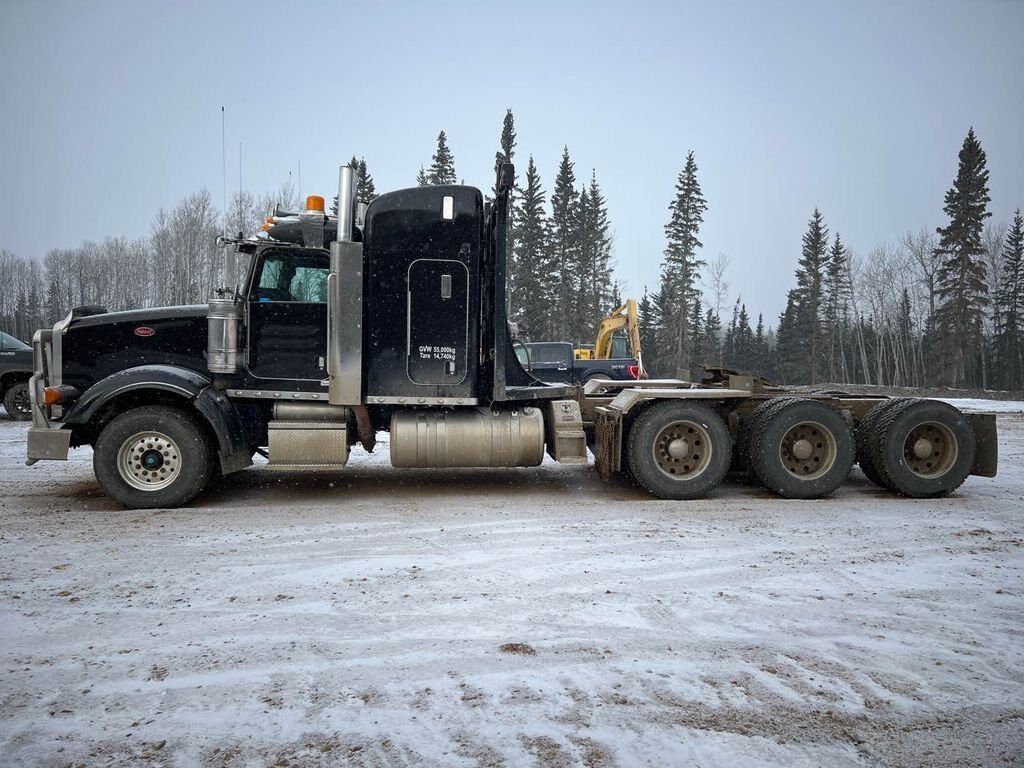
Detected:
left=0, top=331, right=29, bottom=350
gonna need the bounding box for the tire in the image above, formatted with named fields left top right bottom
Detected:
left=855, top=399, right=898, bottom=487
left=4, top=380, right=32, bottom=421
left=866, top=398, right=975, bottom=498
left=625, top=400, right=731, bottom=500
left=734, top=398, right=793, bottom=475
left=747, top=398, right=855, bottom=499
left=93, top=405, right=216, bottom=509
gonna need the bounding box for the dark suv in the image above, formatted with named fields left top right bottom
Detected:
left=0, top=331, right=33, bottom=420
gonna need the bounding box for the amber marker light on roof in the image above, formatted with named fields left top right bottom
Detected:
left=306, top=195, right=325, bottom=212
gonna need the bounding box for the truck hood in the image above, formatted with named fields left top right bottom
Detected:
left=67, top=304, right=208, bottom=331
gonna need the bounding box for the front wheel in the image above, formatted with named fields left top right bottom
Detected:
left=93, top=406, right=215, bottom=509
left=4, top=381, right=32, bottom=421
left=626, top=401, right=732, bottom=500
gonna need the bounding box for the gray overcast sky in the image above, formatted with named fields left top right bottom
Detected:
left=1, top=0, right=1022, bottom=323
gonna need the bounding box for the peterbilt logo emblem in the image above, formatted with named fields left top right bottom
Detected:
left=134, top=326, right=156, bottom=337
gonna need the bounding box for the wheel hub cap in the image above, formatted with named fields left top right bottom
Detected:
left=141, top=449, right=165, bottom=470
left=912, top=438, right=933, bottom=460
left=792, top=439, right=814, bottom=460
left=667, top=438, right=690, bottom=459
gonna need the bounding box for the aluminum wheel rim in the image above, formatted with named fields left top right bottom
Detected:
left=778, top=420, right=836, bottom=480
left=11, top=387, right=31, bottom=416
left=652, top=419, right=712, bottom=480
left=904, top=421, right=957, bottom=478
left=117, top=431, right=181, bottom=491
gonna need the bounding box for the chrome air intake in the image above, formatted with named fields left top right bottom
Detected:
left=207, top=296, right=242, bottom=374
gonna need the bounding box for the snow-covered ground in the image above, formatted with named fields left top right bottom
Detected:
left=1, top=405, right=1022, bottom=767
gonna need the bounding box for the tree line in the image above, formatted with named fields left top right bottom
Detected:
left=1, top=118, right=1020, bottom=392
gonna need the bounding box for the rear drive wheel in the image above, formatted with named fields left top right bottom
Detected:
left=626, top=401, right=731, bottom=500
left=4, top=381, right=32, bottom=421
left=747, top=398, right=854, bottom=499
left=735, top=398, right=792, bottom=475
left=866, top=398, right=975, bottom=498
left=855, top=399, right=898, bottom=487
left=94, top=406, right=215, bottom=509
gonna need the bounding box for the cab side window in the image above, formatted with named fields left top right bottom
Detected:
left=254, top=252, right=329, bottom=303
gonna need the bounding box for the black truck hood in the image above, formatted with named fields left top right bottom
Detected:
left=68, top=304, right=208, bottom=330
left=59, top=305, right=211, bottom=393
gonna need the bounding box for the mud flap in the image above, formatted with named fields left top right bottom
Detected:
left=594, top=407, right=622, bottom=481
left=968, top=413, right=998, bottom=478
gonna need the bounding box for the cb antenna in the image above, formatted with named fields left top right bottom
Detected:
left=221, top=106, right=227, bottom=237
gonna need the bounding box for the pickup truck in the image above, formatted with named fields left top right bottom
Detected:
left=1, top=330, right=33, bottom=420
left=516, top=341, right=640, bottom=386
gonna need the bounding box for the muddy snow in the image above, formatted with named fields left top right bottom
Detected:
left=1, top=402, right=1022, bottom=766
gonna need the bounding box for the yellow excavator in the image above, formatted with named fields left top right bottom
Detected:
left=575, top=299, right=646, bottom=377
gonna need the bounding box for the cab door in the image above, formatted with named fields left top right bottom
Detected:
left=246, top=248, right=329, bottom=382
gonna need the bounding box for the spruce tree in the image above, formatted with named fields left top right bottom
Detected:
left=823, top=232, right=851, bottom=382
left=775, top=289, right=802, bottom=383
left=638, top=289, right=655, bottom=369
left=573, top=171, right=614, bottom=335
left=427, top=131, right=457, bottom=185
left=895, top=287, right=915, bottom=386
left=512, top=156, right=555, bottom=339
left=550, top=146, right=579, bottom=341
left=492, top=109, right=517, bottom=198
left=333, top=156, right=377, bottom=214
left=586, top=172, right=613, bottom=322
left=734, top=303, right=753, bottom=370
left=697, top=306, right=721, bottom=376
left=792, top=208, right=829, bottom=383
left=416, top=166, right=428, bottom=187
left=353, top=156, right=377, bottom=204
left=993, top=209, right=1024, bottom=390
left=753, top=313, right=768, bottom=377
left=659, top=151, right=708, bottom=378
left=648, top=281, right=676, bottom=376
left=932, top=128, right=991, bottom=387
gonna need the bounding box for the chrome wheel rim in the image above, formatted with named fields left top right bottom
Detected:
left=652, top=420, right=712, bottom=480
left=117, top=431, right=181, bottom=491
left=778, top=420, right=836, bottom=480
left=904, top=421, right=957, bottom=478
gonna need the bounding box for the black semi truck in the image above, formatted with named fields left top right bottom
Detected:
left=24, top=163, right=997, bottom=508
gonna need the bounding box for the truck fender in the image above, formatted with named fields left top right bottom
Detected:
left=62, top=365, right=251, bottom=475
left=194, top=387, right=252, bottom=474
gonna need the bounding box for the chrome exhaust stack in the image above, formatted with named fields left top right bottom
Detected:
left=327, top=164, right=363, bottom=405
